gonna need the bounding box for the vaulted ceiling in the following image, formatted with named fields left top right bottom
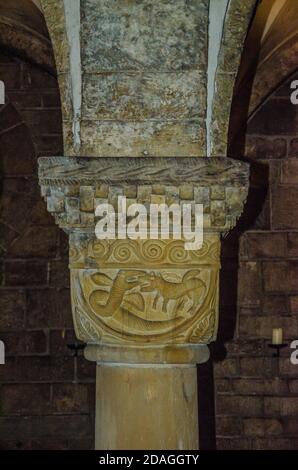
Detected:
left=0, top=0, right=54, bottom=72
left=230, top=0, right=298, bottom=144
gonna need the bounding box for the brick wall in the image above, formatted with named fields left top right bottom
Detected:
left=0, top=52, right=95, bottom=450
left=215, top=72, right=298, bottom=450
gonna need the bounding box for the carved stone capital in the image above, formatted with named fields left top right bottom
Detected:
left=39, top=156, right=249, bottom=233
left=38, top=156, right=249, bottom=360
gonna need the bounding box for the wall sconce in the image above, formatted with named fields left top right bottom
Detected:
left=268, top=328, right=288, bottom=357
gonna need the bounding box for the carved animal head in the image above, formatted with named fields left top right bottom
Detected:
left=138, top=271, right=161, bottom=292
left=115, top=270, right=148, bottom=292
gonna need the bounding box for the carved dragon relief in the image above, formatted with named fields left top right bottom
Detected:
left=71, top=266, right=219, bottom=345
left=69, top=237, right=220, bottom=345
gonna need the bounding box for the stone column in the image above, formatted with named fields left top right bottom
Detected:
left=92, top=350, right=204, bottom=450
left=38, top=156, right=249, bottom=450
left=38, top=0, right=254, bottom=451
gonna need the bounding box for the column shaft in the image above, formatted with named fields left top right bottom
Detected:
left=95, top=364, right=199, bottom=450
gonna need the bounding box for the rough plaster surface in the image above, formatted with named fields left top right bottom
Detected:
left=79, top=0, right=209, bottom=157
left=41, top=0, right=256, bottom=157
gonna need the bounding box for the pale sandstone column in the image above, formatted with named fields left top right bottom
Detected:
left=85, top=344, right=209, bottom=450
left=96, top=365, right=198, bottom=450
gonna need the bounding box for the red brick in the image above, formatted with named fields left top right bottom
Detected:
left=77, top=357, right=96, bottom=383
left=65, top=439, right=93, bottom=450
left=0, top=415, right=92, bottom=440
left=29, top=438, right=92, bottom=450
left=263, top=261, right=298, bottom=293
left=42, top=93, right=61, bottom=108
left=0, top=103, right=23, bottom=130
left=0, top=440, right=32, bottom=450
left=268, top=159, right=282, bottom=184
left=7, top=226, right=58, bottom=259
left=239, top=357, right=274, bottom=378
left=283, top=417, right=298, bottom=434
left=0, top=56, right=89, bottom=450
left=244, top=418, right=282, bottom=437
left=214, top=359, right=238, bottom=378
left=0, top=357, right=74, bottom=383
left=287, top=233, right=298, bottom=257
left=254, top=438, right=298, bottom=450
left=217, top=438, right=251, bottom=450
left=243, top=189, right=271, bottom=230
left=215, top=379, right=232, bottom=393
left=289, top=296, right=298, bottom=312
left=4, top=261, right=48, bottom=287
left=0, top=53, right=13, bottom=63
left=1, top=384, right=51, bottom=415
left=59, top=232, right=69, bottom=258
left=266, top=398, right=298, bottom=416
left=247, top=99, right=297, bottom=135
left=0, top=63, right=22, bottom=89
left=280, top=398, right=298, bottom=416
left=233, top=379, right=287, bottom=396
left=22, top=109, right=62, bottom=135
left=29, top=198, right=54, bottom=226
left=9, top=92, right=42, bottom=109
left=52, top=384, right=91, bottom=413
left=0, top=331, right=47, bottom=356
left=216, top=395, right=263, bottom=417
left=1, top=178, right=37, bottom=228
left=289, top=138, right=298, bottom=157
left=249, top=137, right=287, bottom=160
left=264, top=397, right=281, bottom=416
left=289, top=380, right=298, bottom=393
left=281, top=159, right=298, bottom=184
left=216, top=417, right=242, bottom=437
left=34, top=134, right=63, bottom=155
left=272, top=186, right=298, bottom=229
left=279, top=357, right=298, bottom=377
left=0, top=290, right=25, bottom=330
left=49, top=329, right=77, bottom=356
left=262, top=295, right=288, bottom=315
left=26, top=289, right=73, bottom=328
left=238, top=261, right=262, bottom=307
left=226, top=339, right=265, bottom=356
left=49, top=260, right=70, bottom=287
left=22, top=65, right=58, bottom=90
left=0, top=125, right=35, bottom=176
left=239, top=315, right=297, bottom=339
left=0, top=222, right=19, bottom=255
left=246, top=232, right=286, bottom=258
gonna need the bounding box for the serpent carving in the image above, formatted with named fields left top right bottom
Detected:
left=88, top=269, right=207, bottom=334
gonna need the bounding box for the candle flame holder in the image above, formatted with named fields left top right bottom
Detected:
left=268, top=343, right=288, bottom=358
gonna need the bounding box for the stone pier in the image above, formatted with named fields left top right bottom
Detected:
left=39, top=0, right=254, bottom=450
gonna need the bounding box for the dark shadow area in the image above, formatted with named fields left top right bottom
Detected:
left=197, top=360, right=217, bottom=450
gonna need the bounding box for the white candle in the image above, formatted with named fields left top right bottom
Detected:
left=272, top=328, right=283, bottom=345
